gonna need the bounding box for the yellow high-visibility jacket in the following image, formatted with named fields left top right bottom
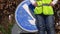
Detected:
left=34, top=0, right=54, bottom=15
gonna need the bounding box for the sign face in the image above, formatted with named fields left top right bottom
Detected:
left=15, top=1, right=38, bottom=32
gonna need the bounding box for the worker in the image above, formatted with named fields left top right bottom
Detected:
left=30, top=0, right=58, bottom=34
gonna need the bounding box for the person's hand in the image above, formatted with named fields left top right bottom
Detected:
left=33, top=2, right=38, bottom=7
left=50, top=2, right=54, bottom=7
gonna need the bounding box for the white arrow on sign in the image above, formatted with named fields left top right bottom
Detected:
left=22, top=4, right=36, bottom=25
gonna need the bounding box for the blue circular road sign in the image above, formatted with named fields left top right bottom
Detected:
left=15, top=0, right=38, bottom=32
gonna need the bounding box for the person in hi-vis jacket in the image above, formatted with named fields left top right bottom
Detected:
left=30, top=0, right=58, bottom=34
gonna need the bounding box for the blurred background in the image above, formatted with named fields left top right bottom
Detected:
left=0, top=0, right=60, bottom=34
left=0, top=0, right=23, bottom=34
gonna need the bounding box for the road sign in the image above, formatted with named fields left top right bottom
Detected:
left=15, top=0, right=38, bottom=32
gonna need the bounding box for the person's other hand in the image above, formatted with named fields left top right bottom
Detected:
left=50, top=2, right=54, bottom=7
left=33, top=2, right=38, bottom=7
